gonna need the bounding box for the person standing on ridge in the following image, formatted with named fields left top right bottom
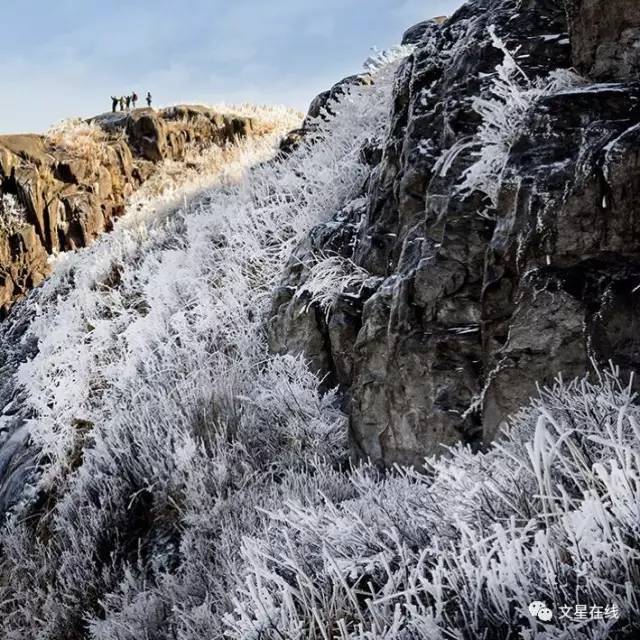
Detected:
left=111, top=96, right=118, bottom=113
left=146, top=92, right=152, bottom=107
left=125, top=95, right=131, bottom=109
left=119, top=96, right=125, bottom=111
left=132, top=92, right=138, bottom=108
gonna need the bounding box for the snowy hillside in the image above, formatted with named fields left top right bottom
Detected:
left=0, top=1, right=639, bottom=638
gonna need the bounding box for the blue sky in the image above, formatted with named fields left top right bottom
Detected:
left=1, top=0, right=464, bottom=133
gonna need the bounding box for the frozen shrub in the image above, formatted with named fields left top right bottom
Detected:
left=438, top=27, right=583, bottom=208
left=0, top=51, right=404, bottom=639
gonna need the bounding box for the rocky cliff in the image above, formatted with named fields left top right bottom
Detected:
left=0, top=106, right=254, bottom=315
left=270, top=0, right=640, bottom=466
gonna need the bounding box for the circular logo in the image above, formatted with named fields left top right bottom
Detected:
left=528, top=601, right=553, bottom=621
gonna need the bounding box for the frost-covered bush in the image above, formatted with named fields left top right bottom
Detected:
left=438, top=27, right=583, bottom=208
left=227, top=369, right=640, bottom=639
left=0, top=53, right=403, bottom=639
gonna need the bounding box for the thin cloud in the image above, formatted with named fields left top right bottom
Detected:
left=0, top=0, right=466, bottom=133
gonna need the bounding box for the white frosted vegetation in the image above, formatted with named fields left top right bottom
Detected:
left=438, top=27, right=583, bottom=209
left=0, top=47, right=636, bottom=640
left=299, top=254, right=369, bottom=315
left=0, top=194, right=28, bottom=235
left=228, top=369, right=640, bottom=639
left=0, top=59, right=401, bottom=639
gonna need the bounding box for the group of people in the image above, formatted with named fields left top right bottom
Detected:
left=110, top=92, right=152, bottom=113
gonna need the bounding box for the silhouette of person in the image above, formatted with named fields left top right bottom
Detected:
left=125, top=95, right=131, bottom=109
left=119, top=97, right=125, bottom=111
left=132, top=92, right=138, bottom=108
left=111, top=96, right=118, bottom=113
left=146, top=92, right=152, bottom=108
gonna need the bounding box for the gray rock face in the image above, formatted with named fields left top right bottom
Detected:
left=566, top=0, right=640, bottom=80
left=270, top=0, right=640, bottom=466
left=402, top=16, right=448, bottom=45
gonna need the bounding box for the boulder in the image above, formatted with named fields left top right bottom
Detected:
left=269, top=0, right=640, bottom=465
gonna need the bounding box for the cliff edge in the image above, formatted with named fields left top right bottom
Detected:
left=0, top=106, right=255, bottom=315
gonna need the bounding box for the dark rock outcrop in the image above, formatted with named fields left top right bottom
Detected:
left=402, top=16, right=448, bottom=45
left=0, top=106, right=255, bottom=315
left=566, top=0, right=640, bottom=80
left=279, top=74, right=372, bottom=155
left=270, top=0, right=640, bottom=466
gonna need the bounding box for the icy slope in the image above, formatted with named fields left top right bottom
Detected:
left=0, top=61, right=401, bottom=639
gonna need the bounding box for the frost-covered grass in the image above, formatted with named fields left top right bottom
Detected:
left=298, top=254, right=369, bottom=315
left=227, top=369, right=640, bottom=639
left=0, top=42, right=637, bottom=640
left=129, top=106, right=301, bottom=200
left=45, top=118, right=115, bottom=173
left=0, top=54, right=402, bottom=639
left=364, top=44, right=415, bottom=72
left=207, top=103, right=304, bottom=136
left=438, top=27, right=583, bottom=208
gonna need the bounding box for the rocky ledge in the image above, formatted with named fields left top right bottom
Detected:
left=270, top=0, right=640, bottom=466
left=0, top=106, right=254, bottom=315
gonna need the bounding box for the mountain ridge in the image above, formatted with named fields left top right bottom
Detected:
left=0, top=105, right=257, bottom=316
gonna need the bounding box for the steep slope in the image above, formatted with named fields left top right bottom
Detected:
left=0, top=1, right=638, bottom=639
left=0, top=73, right=395, bottom=638
left=0, top=106, right=256, bottom=315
